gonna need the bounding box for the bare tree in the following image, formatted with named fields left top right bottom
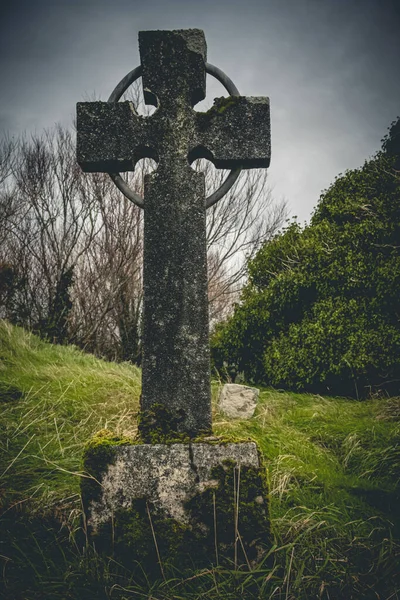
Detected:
left=200, top=161, right=287, bottom=324
left=0, top=127, right=100, bottom=339
left=0, top=136, right=19, bottom=246
left=70, top=171, right=143, bottom=362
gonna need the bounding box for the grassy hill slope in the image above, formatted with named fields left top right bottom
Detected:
left=0, top=321, right=399, bottom=599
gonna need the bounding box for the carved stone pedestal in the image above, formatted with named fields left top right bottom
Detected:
left=82, top=438, right=271, bottom=571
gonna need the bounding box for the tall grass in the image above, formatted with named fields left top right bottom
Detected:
left=1, top=321, right=399, bottom=598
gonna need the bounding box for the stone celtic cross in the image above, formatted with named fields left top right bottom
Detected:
left=77, top=29, right=270, bottom=437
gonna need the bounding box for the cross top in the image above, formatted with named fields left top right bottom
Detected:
left=77, top=29, right=270, bottom=184
left=77, top=29, right=271, bottom=437
left=139, top=29, right=207, bottom=109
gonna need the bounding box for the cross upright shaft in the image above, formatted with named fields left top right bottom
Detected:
left=77, top=29, right=271, bottom=436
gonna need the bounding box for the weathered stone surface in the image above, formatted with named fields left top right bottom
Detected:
left=194, top=96, right=271, bottom=169
left=76, top=102, right=151, bottom=172
left=142, top=162, right=210, bottom=436
left=139, top=29, right=207, bottom=108
left=82, top=440, right=271, bottom=568
left=76, top=28, right=271, bottom=437
left=218, top=383, right=260, bottom=419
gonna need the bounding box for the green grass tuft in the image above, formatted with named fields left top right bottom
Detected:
left=0, top=320, right=141, bottom=508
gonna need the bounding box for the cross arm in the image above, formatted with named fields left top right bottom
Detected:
left=77, top=102, right=154, bottom=172
left=194, top=96, right=271, bottom=169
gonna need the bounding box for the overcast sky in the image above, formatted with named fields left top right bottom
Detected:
left=1, top=0, right=399, bottom=222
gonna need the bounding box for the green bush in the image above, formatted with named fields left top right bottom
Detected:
left=212, top=118, right=400, bottom=397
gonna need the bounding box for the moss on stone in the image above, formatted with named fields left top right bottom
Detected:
left=91, top=458, right=271, bottom=572
left=192, top=433, right=256, bottom=445
left=81, top=429, right=133, bottom=508
left=185, top=457, right=271, bottom=566
left=137, top=403, right=192, bottom=443
left=196, top=95, right=241, bottom=132
left=137, top=404, right=250, bottom=445
left=210, top=95, right=240, bottom=115
left=93, top=499, right=194, bottom=573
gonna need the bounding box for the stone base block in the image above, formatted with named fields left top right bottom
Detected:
left=82, top=438, right=271, bottom=570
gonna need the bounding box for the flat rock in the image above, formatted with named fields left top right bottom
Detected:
left=218, top=383, right=260, bottom=419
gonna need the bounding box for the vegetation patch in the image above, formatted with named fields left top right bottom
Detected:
left=212, top=117, right=400, bottom=398
left=208, top=95, right=240, bottom=115
left=0, top=324, right=399, bottom=598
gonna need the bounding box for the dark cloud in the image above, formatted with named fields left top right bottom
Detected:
left=0, top=0, right=399, bottom=220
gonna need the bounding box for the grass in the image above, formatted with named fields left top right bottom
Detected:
left=0, top=320, right=399, bottom=599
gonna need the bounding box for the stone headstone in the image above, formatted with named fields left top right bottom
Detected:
left=77, top=28, right=270, bottom=437
left=77, top=28, right=271, bottom=570
left=218, top=383, right=260, bottom=419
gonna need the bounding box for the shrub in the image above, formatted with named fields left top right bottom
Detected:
left=212, top=118, right=400, bottom=397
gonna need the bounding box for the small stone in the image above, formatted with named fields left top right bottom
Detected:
left=218, top=383, right=260, bottom=419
